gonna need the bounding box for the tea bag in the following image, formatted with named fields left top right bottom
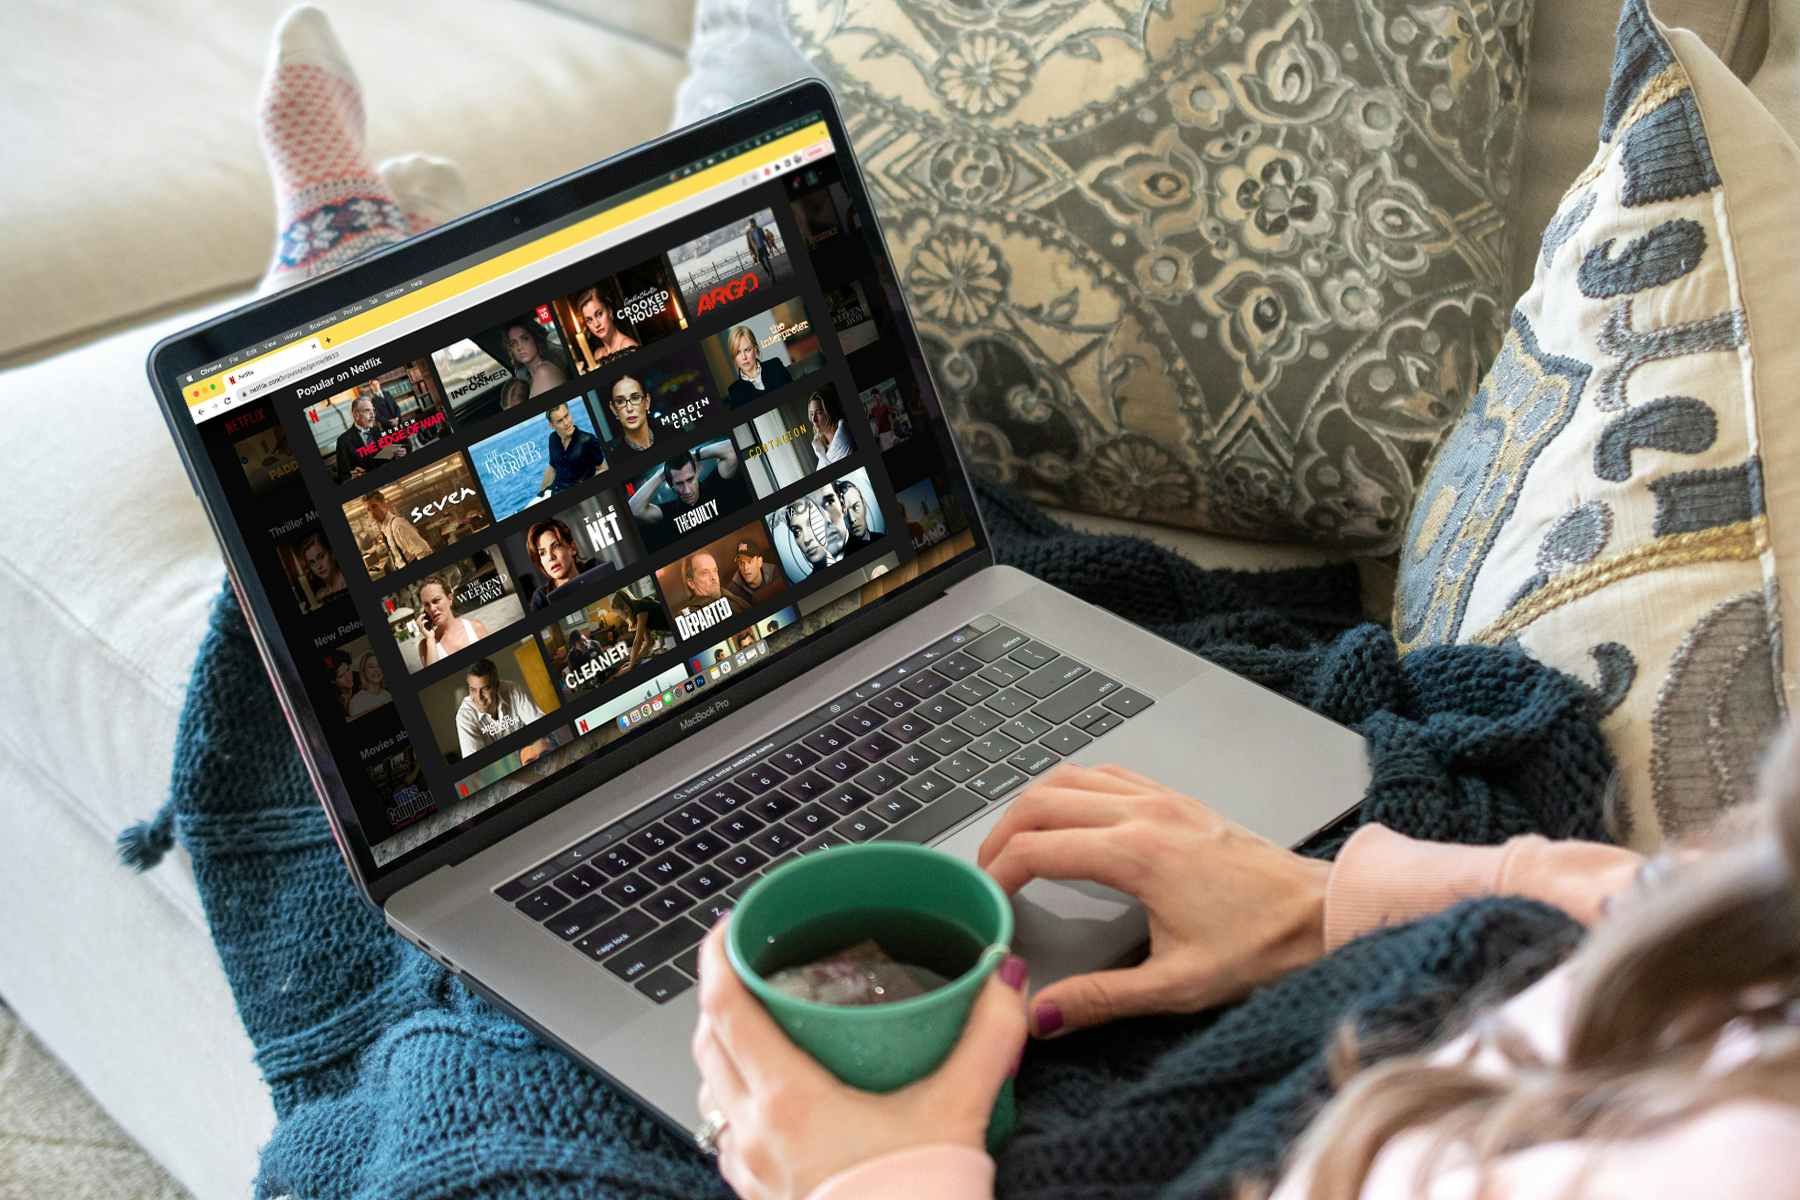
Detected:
left=765, top=939, right=946, bottom=1006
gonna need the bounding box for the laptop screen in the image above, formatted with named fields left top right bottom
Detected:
left=174, top=110, right=982, bottom=876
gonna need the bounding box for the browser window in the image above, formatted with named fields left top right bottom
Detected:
left=188, top=114, right=980, bottom=871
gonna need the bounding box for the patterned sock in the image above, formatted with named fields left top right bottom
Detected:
left=257, top=5, right=465, bottom=294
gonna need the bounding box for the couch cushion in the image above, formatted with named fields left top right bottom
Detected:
left=0, top=0, right=686, bottom=362
left=1395, top=0, right=1800, bottom=848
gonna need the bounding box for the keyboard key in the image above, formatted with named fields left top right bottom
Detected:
left=691, top=897, right=734, bottom=927
left=796, top=832, right=850, bottom=856
left=673, top=947, right=702, bottom=980
left=900, top=771, right=957, bottom=803
left=640, top=853, right=689, bottom=885
left=965, top=626, right=1028, bottom=662
left=773, top=744, right=821, bottom=774
left=604, top=916, right=708, bottom=982
left=749, top=823, right=804, bottom=856
left=937, top=751, right=986, bottom=782
left=816, top=752, right=864, bottom=781
left=642, top=886, right=698, bottom=920
left=781, top=771, right=830, bottom=803
left=574, top=908, right=658, bottom=963
left=1034, top=675, right=1125, bottom=725
left=873, top=793, right=923, bottom=822
left=551, top=863, right=606, bottom=899
left=803, top=726, right=854, bottom=756
left=816, top=785, right=873, bottom=816
left=916, top=695, right=966, bottom=724
left=723, top=878, right=758, bottom=902
left=849, top=732, right=902, bottom=763
left=753, top=792, right=800, bottom=821
left=946, top=677, right=998, bottom=706
left=516, top=886, right=571, bottom=920
left=932, top=652, right=983, bottom=681
left=628, top=823, right=679, bottom=857
left=1007, top=745, right=1061, bottom=775
left=836, top=810, right=888, bottom=842
left=967, top=764, right=1029, bottom=802
left=677, top=866, right=731, bottom=899
left=601, top=872, right=654, bottom=907
left=698, top=783, right=753, bottom=814
left=734, top=763, right=787, bottom=795
left=497, top=863, right=558, bottom=902
left=855, top=763, right=906, bottom=795
left=635, top=965, right=694, bottom=1003
left=1000, top=712, right=1054, bottom=742
left=899, top=670, right=952, bottom=699
left=544, top=893, right=619, bottom=939
left=1017, top=657, right=1089, bottom=700
left=1103, top=688, right=1154, bottom=717
left=977, top=660, right=1028, bottom=687
left=785, top=804, right=837, bottom=836
left=548, top=843, right=595, bottom=873
left=968, top=731, right=1024, bottom=763
left=596, top=845, right=645, bottom=877
left=666, top=805, right=712, bottom=834
left=983, top=689, right=1035, bottom=719
left=675, top=830, right=729, bottom=863
left=1087, top=711, right=1125, bottom=737
left=883, top=713, right=931, bottom=743
left=1009, top=640, right=1060, bottom=670
left=921, top=725, right=974, bottom=755
left=1040, top=725, right=1093, bottom=755
left=718, top=846, right=771, bottom=878
left=713, top=812, right=765, bottom=843
left=868, top=689, right=921, bottom=717
left=838, top=706, right=886, bottom=735
left=953, top=706, right=1005, bottom=736
left=877, top=787, right=985, bottom=845
left=889, top=744, right=941, bottom=774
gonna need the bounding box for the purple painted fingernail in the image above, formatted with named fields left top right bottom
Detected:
left=999, top=954, right=1028, bottom=990
left=1007, top=1045, right=1024, bottom=1079
left=1034, top=1001, right=1063, bottom=1037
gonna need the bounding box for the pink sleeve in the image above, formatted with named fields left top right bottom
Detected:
left=1323, top=825, right=1643, bottom=951
left=806, top=1144, right=994, bottom=1200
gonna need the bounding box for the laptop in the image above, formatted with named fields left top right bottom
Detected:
left=148, top=80, right=1369, bottom=1143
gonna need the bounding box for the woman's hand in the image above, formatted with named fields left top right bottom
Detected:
left=978, top=763, right=1332, bottom=1038
left=691, top=918, right=1027, bottom=1200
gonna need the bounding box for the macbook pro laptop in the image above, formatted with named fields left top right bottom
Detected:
left=148, top=81, right=1369, bottom=1143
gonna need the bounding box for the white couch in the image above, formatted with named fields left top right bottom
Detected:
left=0, top=1, right=1773, bottom=1195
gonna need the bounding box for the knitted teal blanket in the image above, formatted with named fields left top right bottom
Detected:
left=127, top=484, right=1608, bottom=1198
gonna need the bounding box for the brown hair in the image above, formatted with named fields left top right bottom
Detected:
left=1281, top=729, right=1800, bottom=1199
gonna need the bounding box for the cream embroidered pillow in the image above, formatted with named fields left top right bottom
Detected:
left=1395, top=0, right=1800, bottom=847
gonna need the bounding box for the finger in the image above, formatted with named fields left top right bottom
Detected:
left=921, top=958, right=1030, bottom=1102
left=691, top=1016, right=749, bottom=1110
left=983, top=828, right=1140, bottom=897
left=976, top=784, right=1135, bottom=868
left=1090, top=763, right=1174, bottom=793
left=698, top=921, right=838, bottom=1094
left=1027, top=962, right=1184, bottom=1038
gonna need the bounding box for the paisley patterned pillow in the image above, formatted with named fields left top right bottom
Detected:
left=681, top=0, right=1531, bottom=552
left=1395, top=0, right=1800, bottom=848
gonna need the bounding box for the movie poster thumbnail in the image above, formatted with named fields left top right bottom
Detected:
left=793, top=552, right=905, bottom=626
left=342, top=453, right=492, bottom=582
left=787, top=174, right=854, bottom=248
left=274, top=522, right=352, bottom=614
left=625, top=436, right=756, bottom=553
left=429, top=306, right=574, bottom=426
left=655, top=519, right=789, bottom=645
left=596, top=347, right=717, bottom=460
left=764, top=467, right=886, bottom=584
left=553, top=255, right=687, bottom=373
left=825, top=280, right=879, bottom=354
left=451, top=724, right=576, bottom=801
left=570, top=664, right=689, bottom=744
left=506, top=490, right=639, bottom=612
left=895, top=477, right=963, bottom=552
left=732, top=384, right=853, bottom=499
left=539, top=577, right=676, bottom=700
left=230, top=408, right=300, bottom=496
left=701, top=298, right=825, bottom=408
left=666, top=206, right=793, bottom=319
left=364, top=737, right=435, bottom=833
left=304, top=357, right=454, bottom=485
left=858, top=376, right=917, bottom=451
left=416, top=633, right=563, bottom=761
left=378, top=545, right=525, bottom=674
left=468, top=398, right=610, bottom=523
left=323, top=632, right=393, bottom=722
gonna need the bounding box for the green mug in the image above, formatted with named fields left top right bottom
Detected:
left=724, top=842, right=1018, bottom=1148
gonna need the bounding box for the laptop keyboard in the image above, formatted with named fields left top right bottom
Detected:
left=491, top=617, right=1153, bottom=1004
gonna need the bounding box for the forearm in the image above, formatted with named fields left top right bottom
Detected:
left=806, top=1145, right=993, bottom=1200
